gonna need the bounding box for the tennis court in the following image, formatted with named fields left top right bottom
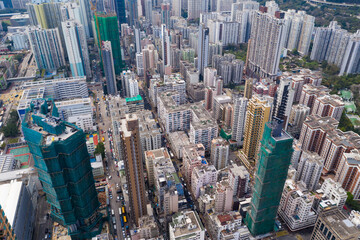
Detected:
left=6, top=145, right=31, bottom=169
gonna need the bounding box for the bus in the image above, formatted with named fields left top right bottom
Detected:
left=122, top=206, right=125, bottom=214
left=123, top=216, right=127, bottom=223
left=119, top=207, right=122, bottom=215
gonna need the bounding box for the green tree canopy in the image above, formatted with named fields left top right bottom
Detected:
left=94, top=142, right=105, bottom=159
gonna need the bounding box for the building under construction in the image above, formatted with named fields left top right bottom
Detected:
left=94, top=12, right=124, bottom=75
left=22, top=99, right=103, bottom=239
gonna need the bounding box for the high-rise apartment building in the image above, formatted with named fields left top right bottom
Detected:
left=247, top=8, right=286, bottom=79
left=120, top=114, right=147, bottom=225
left=246, top=120, right=293, bottom=236
left=295, top=151, right=323, bottom=191
left=340, top=30, right=360, bottom=75
left=231, top=97, right=248, bottom=146
left=214, top=178, right=234, bottom=213
left=62, top=20, right=91, bottom=78
left=287, top=104, right=310, bottom=138
left=188, top=0, right=207, bottom=20
left=27, top=1, right=62, bottom=29
left=102, top=41, right=117, bottom=95
left=310, top=208, right=360, bottom=240
left=240, top=95, right=272, bottom=168
left=284, top=10, right=314, bottom=55
left=320, top=129, right=360, bottom=173
left=320, top=178, right=348, bottom=209
left=279, top=180, right=317, bottom=231
left=197, top=24, right=210, bottom=76
left=94, top=13, right=123, bottom=74
left=22, top=99, right=102, bottom=239
left=310, top=21, right=352, bottom=70
left=161, top=24, right=171, bottom=73
left=127, top=0, right=138, bottom=26
left=335, top=150, right=360, bottom=199
left=191, top=165, right=218, bottom=198
left=27, top=27, right=65, bottom=71
left=312, top=95, right=344, bottom=121
left=210, top=138, right=229, bottom=170
left=273, top=77, right=295, bottom=129
left=298, top=115, right=338, bottom=154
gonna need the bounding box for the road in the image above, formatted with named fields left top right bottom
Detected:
left=94, top=89, right=130, bottom=240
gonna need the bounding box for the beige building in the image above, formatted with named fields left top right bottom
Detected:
left=169, top=210, right=205, bottom=240
left=215, top=178, right=234, bottom=213
left=210, top=138, right=229, bottom=170
left=310, top=207, right=360, bottom=240
left=240, top=94, right=272, bottom=168
left=120, top=114, right=147, bottom=225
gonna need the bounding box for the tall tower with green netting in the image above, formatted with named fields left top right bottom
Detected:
left=94, top=13, right=124, bottom=74
left=22, top=99, right=103, bottom=239
left=246, top=120, right=293, bottom=237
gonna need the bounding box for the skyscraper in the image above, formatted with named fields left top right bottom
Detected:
left=247, top=8, right=286, bottom=79
left=197, top=23, right=209, bottom=76
left=231, top=97, right=248, bottom=146
left=272, top=77, right=295, bottom=129
left=94, top=13, right=124, bottom=74
left=62, top=20, right=91, bottom=78
left=120, top=114, right=147, bottom=225
left=127, top=0, right=138, bottom=26
left=210, top=138, right=230, bottom=170
left=102, top=41, right=117, bottom=95
left=340, top=30, right=360, bottom=76
left=27, top=27, right=65, bottom=71
left=188, top=0, right=207, bottom=20
left=161, top=24, right=171, bottom=72
left=27, top=1, right=62, bottom=29
left=79, top=0, right=93, bottom=37
left=240, top=95, right=272, bottom=167
left=114, top=0, right=126, bottom=26
left=161, top=3, right=171, bottom=27
left=22, top=99, right=103, bottom=239
left=246, top=120, right=293, bottom=236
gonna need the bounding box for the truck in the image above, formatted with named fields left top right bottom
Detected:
left=122, top=206, right=125, bottom=214
left=111, top=209, right=114, bottom=216
left=120, top=218, right=124, bottom=227
left=119, top=207, right=122, bottom=215
left=123, top=216, right=127, bottom=223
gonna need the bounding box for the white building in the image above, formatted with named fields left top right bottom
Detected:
left=169, top=210, right=205, bottom=240
left=122, top=70, right=139, bottom=98
left=149, top=73, right=186, bottom=107
left=9, top=31, right=29, bottom=50
left=136, top=52, right=144, bottom=77
left=20, top=77, right=88, bottom=100
left=210, top=138, right=229, bottom=170
left=231, top=97, right=248, bottom=146
left=55, top=97, right=95, bottom=132
left=208, top=211, right=250, bottom=240
left=279, top=180, right=317, bottom=231
left=62, top=20, right=91, bottom=78
left=0, top=180, right=36, bottom=240
left=295, top=151, right=323, bottom=191
left=191, top=165, right=217, bottom=198
left=91, top=154, right=104, bottom=178
left=247, top=9, right=286, bottom=79
left=320, top=178, right=348, bottom=209
left=340, top=30, right=360, bottom=75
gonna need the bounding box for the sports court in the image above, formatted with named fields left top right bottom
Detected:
left=6, top=145, right=31, bottom=169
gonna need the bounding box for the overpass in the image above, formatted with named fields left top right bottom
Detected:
left=7, top=76, right=36, bottom=82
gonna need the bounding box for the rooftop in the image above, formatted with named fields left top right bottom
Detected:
left=304, top=115, right=339, bottom=131
left=320, top=208, right=360, bottom=238
left=170, top=211, right=204, bottom=239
